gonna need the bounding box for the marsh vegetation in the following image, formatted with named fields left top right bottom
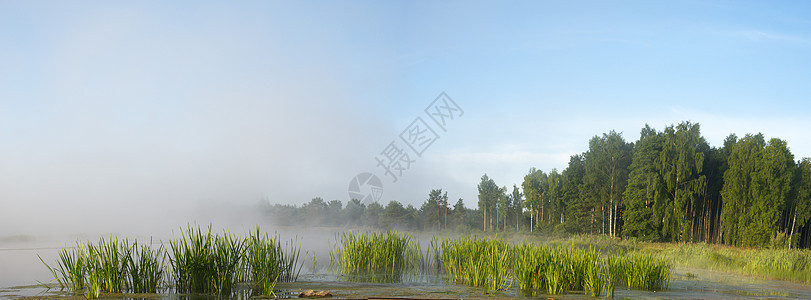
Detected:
left=40, top=225, right=301, bottom=298
left=35, top=226, right=811, bottom=299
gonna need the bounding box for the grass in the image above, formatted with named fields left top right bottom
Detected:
left=330, top=231, right=422, bottom=282
left=660, top=242, right=811, bottom=284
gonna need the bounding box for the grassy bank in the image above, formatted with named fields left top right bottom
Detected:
left=538, top=233, right=811, bottom=285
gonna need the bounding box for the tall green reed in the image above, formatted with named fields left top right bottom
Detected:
left=441, top=236, right=513, bottom=293
left=124, top=239, right=165, bottom=293
left=245, top=227, right=302, bottom=297
left=331, top=231, right=422, bottom=282
left=39, top=242, right=87, bottom=291
left=608, top=251, right=671, bottom=291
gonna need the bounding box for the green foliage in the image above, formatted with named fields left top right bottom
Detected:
left=522, top=168, right=546, bottom=231
left=722, top=135, right=795, bottom=247
left=478, top=174, right=500, bottom=232
left=793, top=158, right=811, bottom=247
left=584, top=131, right=633, bottom=237
left=622, top=125, right=665, bottom=241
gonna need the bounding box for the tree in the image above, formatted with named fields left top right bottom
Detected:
left=424, top=189, right=447, bottom=231
left=622, top=125, right=664, bottom=241
left=303, top=197, right=328, bottom=226
left=746, top=138, right=794, bottom=247
left=382, top=201, right=409, bottom=229
left=721, top=134, right=794, bottom=247
left=584, top=131, right=632, bottom=236
left=510, top=185, right=523, bottom=231
left=546, top=169, right=563, bottom=227
left=345, top=198, right=366, bottom=226
left=496, top=186, right=509, bottom=231
left=522, top=168, right=545, bottom=232
left=561, top=154, right=587, bottom=234
left=791, top=158, right=811, bottom=248
left=451, top=198, right=467, bottom=230
left=364, top=201, right=383, bottom=228
left=477, top=174, right=498, bottom=232
left=658, top=122, right=707, bottom=242
left=327, top=200, right=343, bottom=226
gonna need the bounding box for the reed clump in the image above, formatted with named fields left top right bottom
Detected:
left=245, top=227, right=302, bottom=297
left=441, top=237, right=513, bottom=293
left=40, top=237, right=165, bottom=298
left=41, top=225, right=302, bottom=298
left=330, top=231, right=422, bottom=282
left=607, top=251, right=671, bottom=291
left=438, top=237, right=672, bottom=297
left=514, top=243, right=604, bottom=296
left=124, top=239, right=165, bottom=294
left=169, top=225, right=302, bottom=296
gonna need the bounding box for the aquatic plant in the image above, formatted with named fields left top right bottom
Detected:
left=608, top=251, right=671, bottom=291
left=39, top=242, right=87, bottom=291
left=168, top=225, right=248, bottom=296
left=245, top=227, right=302, bottom=297
left=87, top=237, right=125, bottom=294
left=40, top=225, right=306, bottom=298
left=514, top=243, right=601, bottom=295
left=169, top=225, right=215, bottom=294
left=440, top=236, right=513, bottom=293
left=124, top=239, right=165, bottom=293
left=331, top=231, right=422, bottom=282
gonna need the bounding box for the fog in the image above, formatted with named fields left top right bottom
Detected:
left=3, top=1, right=811, bottom=289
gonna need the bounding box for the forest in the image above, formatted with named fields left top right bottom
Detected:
left=264, top=121, right=811, bottom=249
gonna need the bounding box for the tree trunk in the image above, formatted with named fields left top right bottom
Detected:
left=496, top=203, right=500, bottom=232
left=483, top=208, right=487, bottom=232
left=790, top=213, right=797, bottom=249
left=610, top=171, right=615, bottom=237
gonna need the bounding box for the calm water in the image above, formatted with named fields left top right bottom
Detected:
left=2, top=233, right=811, bottom=299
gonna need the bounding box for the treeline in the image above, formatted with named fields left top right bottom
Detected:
left=493, top=121, right=810, bottom=248
left=262, top=121, right=811, bottom=249
left=262, top=191, right=483, bottom=232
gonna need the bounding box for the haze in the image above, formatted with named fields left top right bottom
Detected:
left=2, top=0, right=810, bottom=240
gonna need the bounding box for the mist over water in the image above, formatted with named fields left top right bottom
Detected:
left=4, top=1, right=811, bottom=295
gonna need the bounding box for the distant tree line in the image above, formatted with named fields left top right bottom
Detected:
left=262, top=121, right=811, bottom=249
left=262, top=191, right=483, bottom=232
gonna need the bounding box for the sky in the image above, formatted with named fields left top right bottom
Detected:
left=1, top=0, right=810, bottom=237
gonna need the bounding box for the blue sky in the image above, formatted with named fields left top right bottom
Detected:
left=1, top=0, right=810, bottom=235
